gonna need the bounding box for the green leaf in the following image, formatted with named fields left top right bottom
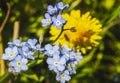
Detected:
left=78, top=48, right=97, bottom=67
left=106, top=5, right=120, bottom=24
left=39, top=75, right=45, bottom=82
left=28, top=60, right=43, bottom=68
left=0, top=72, right=11, bottom=83
left=0, top=8, right=2, bottom=17
left=22, top=70, right=39, bottom=81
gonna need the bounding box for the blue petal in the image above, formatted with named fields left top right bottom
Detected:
left=2, top=54, right=8, bottom=60
left=13, top=46, right=18, bottom=54
left=21, top=65, right=28, bottom=70
left=14, top=67, right=21, bottom=72
left=9, top=61, right=16, bottom=66
left=53, top=44, right=59, bottom=51
left=47, top=5, right=58, bottom=15
left=15, top=55, right=22, bottom=61
left=22, top=58, right=28, bottom=64
left=48, top=65, right=55, bottom=70
left=53, top=55, right=60, bottom=60
left=57, top=14, right=62, bottom=19
left=41, top=19, right=48, bottom=26
left=45, top=13, right=51, bottom=18
left=64, top=70, right=69, bottom=75
left=13, top=39, right=21, bottom=46
left=46, top=58, right=54, bottom=64
left=59, top=58, right=66, bottom=64
left=65, top=75, right=71, bottom=81
left=5, top=47, right=12, bottom=54
left=45, top=44, right=53, bottom=50
left=58, top=65, right=65, bottom=71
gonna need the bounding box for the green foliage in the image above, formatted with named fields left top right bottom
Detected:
left=0, top=0, right=120, bottom=83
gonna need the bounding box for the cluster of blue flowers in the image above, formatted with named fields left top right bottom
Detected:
left=2, top=39, right=40, bottom=73
left=41, top=2, right=83, bottom=83
left=2, top=39, right=83, bottom=83
left=2, top=2, right=83, bottom=83
left=41, top=2, right=69, bottom=29
left=42, top=44, right=82, bottom=83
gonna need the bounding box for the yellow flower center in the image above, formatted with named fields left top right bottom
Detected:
left=9, top=53, right=14, bottom=57
left=17, top=61, right=22, bottom=67
left=54, top=61, right=59, bottom=66
left=66, top=53, right=69, bottom=57
left=48, top=50, right=54, bottom=54
left=47, top=19, right=51, bottom=23
left=68, top=64, right=71, bottom=69
left=56, top=21, right=60, bottom=25
left=75, top=54, right=78, bottom=57
left=61, top=74, right=65, bottom=78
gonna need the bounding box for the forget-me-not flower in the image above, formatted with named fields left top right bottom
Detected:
left=27, top=39, right=41, bottom=51
left=52, top=14, right=66, bottom=29
left=9, top=55, right=28, bottom=72
left=70, top=51, right=82, bottom=64
left=21, top=46, right=34, bottom=60
left=47, top=5, right=58, bottom=15
left=56, top=70, right=71, bottom=83
left=66, top=61, right=76, bottom=74
left=44, top=44, right=60, bottom=56
left=2, top=46, right=18, bottom=61
left=61, top=45, right=73, bottom=61
left=41, top=13, right=52, bottom=26
left=8, top=39, right=22, bottom=47
left=46, top=55, right=66, bottom=73
left=56, top=2, right=69, bottom=10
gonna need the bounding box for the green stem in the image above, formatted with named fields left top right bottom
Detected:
left=52, top=26, right=71, bottom=43
left=53, top=26, right=64, bottom=43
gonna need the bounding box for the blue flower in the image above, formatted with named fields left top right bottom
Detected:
left=46, top=55, right=66, bottom=73
left=56, top=70, right=71, bottom=83
left=66, top=62, right=76, bottom=74
left=44, top=44, right=60, bottom=56
left=41, top=13, right=52, bottom=26
left=56, top=2, right=69, bottom=10
left=9, top=55, right=28, bottom=72
left=61, top=45, right=72, bottom=61
left=2, top=46, right=18, bottom=61
left=21, top=46, right=34, bottom=60
left=52, top=14, right=66, bottom=29
left=47, top=5, right=58, bottom=15
left=27, top=39, right=41, bottom=51
left=70, top=51, right=82, bottom=64
left=8, top=39, right=22, bottom=47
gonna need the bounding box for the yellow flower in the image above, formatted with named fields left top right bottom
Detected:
left=50, top=10, right=102, bottom=54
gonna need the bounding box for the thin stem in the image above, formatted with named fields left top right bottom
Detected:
left=52, top=27, right=71, bottom=43
left=0, top=2, right=11, bottom=33
left=53, top=26, right=64, bottom=43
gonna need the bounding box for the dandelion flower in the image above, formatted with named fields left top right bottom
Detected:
left=50, top=10, right=102, bottom=54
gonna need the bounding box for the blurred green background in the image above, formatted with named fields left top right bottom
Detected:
left=0, top=0, right=120, bottom=83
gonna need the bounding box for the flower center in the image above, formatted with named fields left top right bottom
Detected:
left=75, top=54, right=78, bottom=57
left=48, top=50, right=54, bottom=54
left=56, top=20, right=60, bottom=25
left=17, top=61, right=22, bottom=67
left=61, top=74, right=65, bottom=78
left=16, top=43, right=20, bottom=47
left=66, top=53, right=69, bottom=57
left=32, top=46, right=36, bottom=49
left=9, top=53, right=14, bottom=57
left=68, top=64, right=71, bottom=69
left=54, top=61, right=59, bottom=66
left=47, top=19, right=51, bottom=23
left=23, top=52, right=28, bottom=56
